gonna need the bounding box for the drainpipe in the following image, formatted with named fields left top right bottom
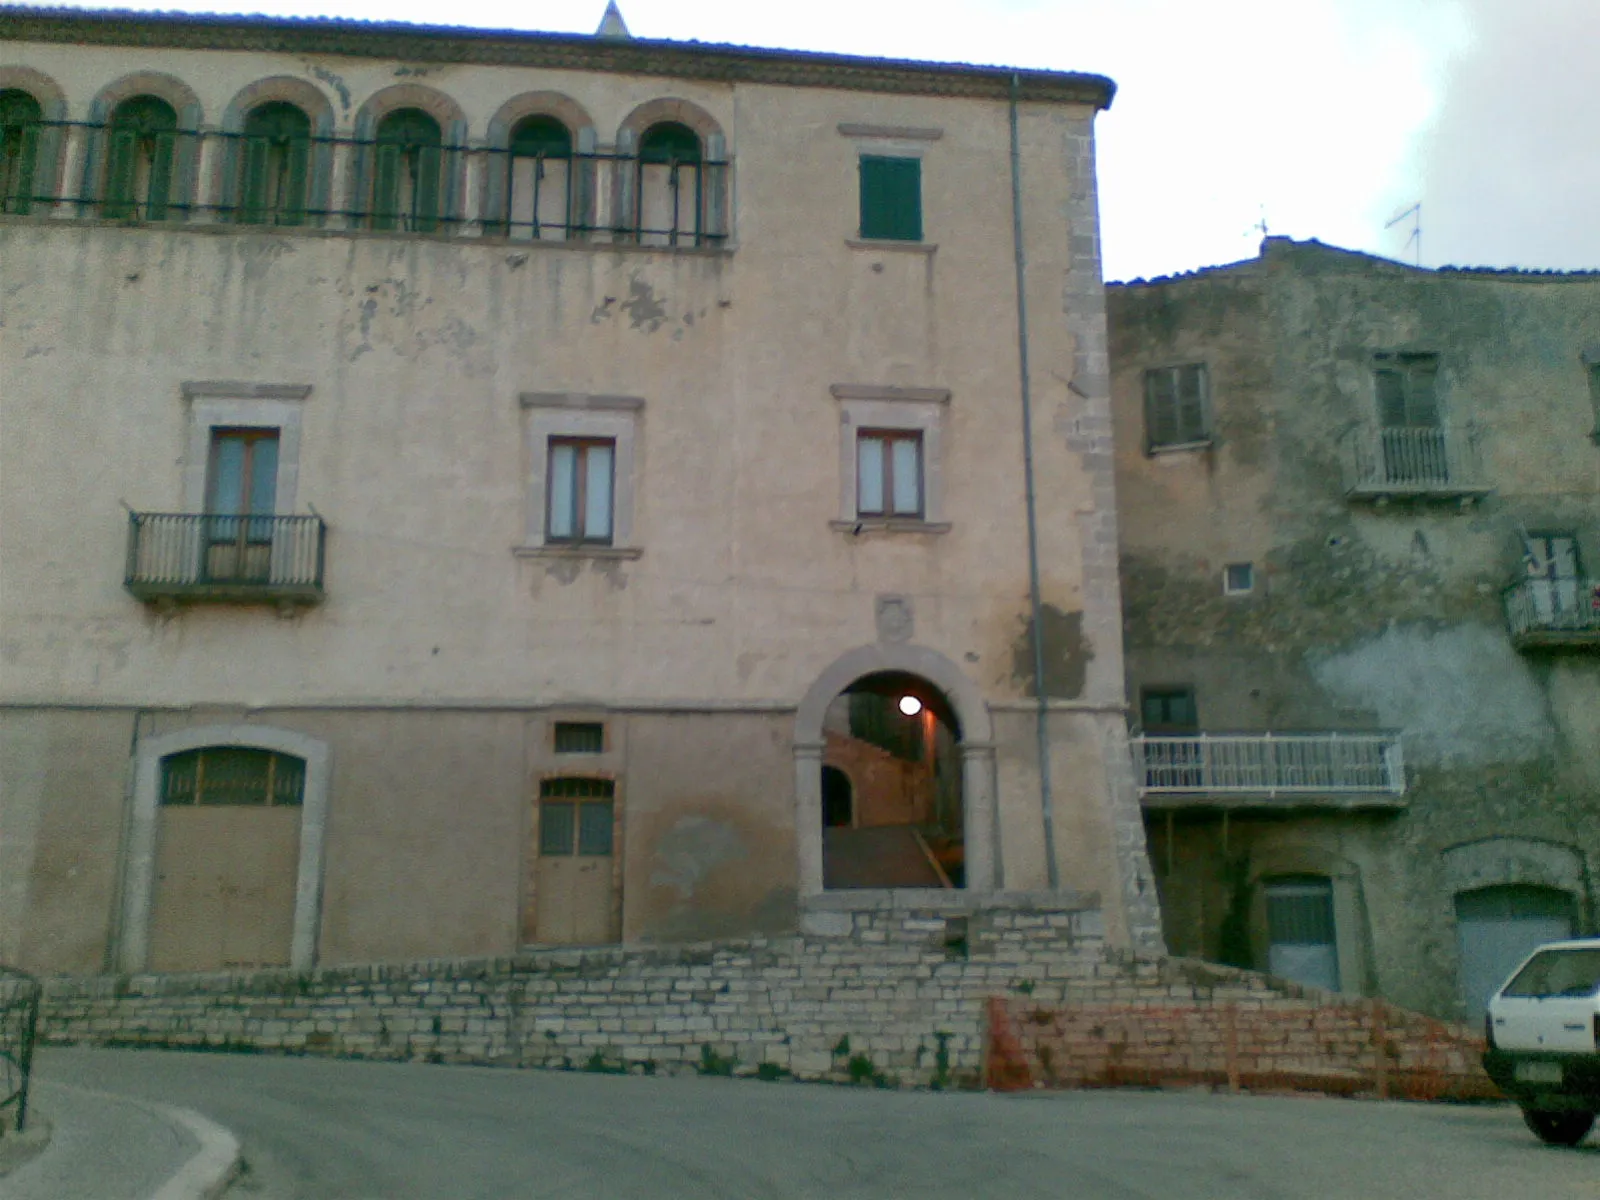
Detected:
left=1009, top=75, right=1059, bottom=890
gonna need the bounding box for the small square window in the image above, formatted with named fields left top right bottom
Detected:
left=547, top=437, right=614, bottom=545
left=1223, top=563, right=1254, bottom=595
left=554, top=721, right=605, bottom=754
left=1140, top=686, right=1198, bottom=733
left=858, top=155, right=922, bottom=241
left=1144, top=364, right=1209, bottom=451
left=857, top=430, right=923, bottom=518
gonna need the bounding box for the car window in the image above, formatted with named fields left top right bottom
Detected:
left=1503, top=948, right=1600, bottom=998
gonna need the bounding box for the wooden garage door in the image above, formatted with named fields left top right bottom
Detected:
left=148, top=747, right=302, bottom=972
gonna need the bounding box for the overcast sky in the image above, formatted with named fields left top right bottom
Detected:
left=25, top=0, right=1598, bottom=279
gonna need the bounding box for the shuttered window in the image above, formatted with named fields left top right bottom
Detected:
left=554, top=722, right=604, bottom=754
left=858, top=155, right=921, bottom=242
left=0, top=89, right=43, bottom=216
left=103, top=95, right=179, bottom=221
left=237, top=102, right=311, bottom=226
left=371, top=108, right=443, bottom=233
left=1373, top=353, right=1440, bottom=428
left=546, top=438, right=614, bottom=545
left=1144, top=364, right=1209, bottom=450
left=856, top=431, right=923, bottom=518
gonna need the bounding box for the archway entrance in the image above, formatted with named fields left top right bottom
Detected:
left=820, top=671, right=963, bottom=889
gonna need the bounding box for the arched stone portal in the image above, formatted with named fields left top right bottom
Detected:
left=795, top=644, right=995, bottom=899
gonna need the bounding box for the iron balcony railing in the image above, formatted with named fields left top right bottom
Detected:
left=1504, top=576, right=1600, bottom=647
left=1340, top=425, right=1490, bottom=500
left=1132, top=733, right=1406, bottom=797
left=0, top=966, right=40, bottom=1135
left=0, top=119, right=730, bottom=247
left=125, top=512, right=326, bottom=604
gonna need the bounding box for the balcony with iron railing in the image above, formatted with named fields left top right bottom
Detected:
left=1339, top=425, right=1491, bottom=503
left=0, top=120, right=731, bottom=248
left=125, top=512, right=326, bottom=607
left=1503, top=576, right=1600, bottom=649
left=1131, top=733, right=1406, bottom=808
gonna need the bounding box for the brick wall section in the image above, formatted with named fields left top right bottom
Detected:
left=36, top=907, right=1496, bottom=1097
left=992, top=961, right=1495, bottom=1100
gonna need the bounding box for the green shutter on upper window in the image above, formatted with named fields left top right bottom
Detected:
left=371, top=143, right=401, bottom=230
left=238, top=136, right=270, bottom=224
left=103, top=129, right=139, bottom=219
left=1176, top=365, right=1207, bottom=442
left=7, top=124, right=38, bottom=215
left=145, top=130, right=176, bottom=221
left=413, top=144, right=442, bottom=233
left=859, top=155, right=921, bottom=241
left=279, top=137, right=309, bottom=226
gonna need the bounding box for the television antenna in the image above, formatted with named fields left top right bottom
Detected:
left=1246, top=205, right=1270, bottom=241
left=1386, top=203, right=1421, bottom=266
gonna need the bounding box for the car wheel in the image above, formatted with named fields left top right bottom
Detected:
left=1521, top=1108, right=1595, bottom=1146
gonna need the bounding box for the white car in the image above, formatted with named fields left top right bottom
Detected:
left=1483, top=938, right=1600, bottom=1146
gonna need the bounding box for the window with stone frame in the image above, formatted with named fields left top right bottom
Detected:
left=1144, top=364, right=1209, bottom=450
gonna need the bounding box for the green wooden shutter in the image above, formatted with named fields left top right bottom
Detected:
left=146, top=130, right=175, bottom=220
left=1144, top=369, right=1177, bottom=448
left=103, top=130, right=138, bottom=219
left=238, top=136, right=269, bottom=223
left=1375, top=368, right=1406, bottom=428
left=281, top=136, right=309, bottom=226
left=1406, top=359, right=1440, bottom=427
left=7, top=124, right=38, bottom=214
left=1177, top=365, right=1207, bottom=442
left=371, top=143, right=400, bottom=231
left=859, top=155, right=922, bottom=241
left=413, top=144, right=441, bottom=233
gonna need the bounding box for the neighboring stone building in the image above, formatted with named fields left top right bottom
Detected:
left=1109, top=237, right=1600, bottom=1019
left=0, top=8, right=1161, bottom=977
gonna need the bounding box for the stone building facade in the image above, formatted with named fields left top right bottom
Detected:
left=0, top=9, right=1162, bottom=978
left=1109, top=237, right=1600, bottom=1019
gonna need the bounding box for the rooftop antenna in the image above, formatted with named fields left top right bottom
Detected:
left=1385, top=202, right=1421, bottom=266
left=1246, top=205, right=1269, bottom=242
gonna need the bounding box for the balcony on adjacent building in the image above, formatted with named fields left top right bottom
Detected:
left=1131, top=733, right=1406, bottom=809
left=125, top=512, right=325, bottom=607
left=1504, top=576, right=1600, bottom=649
left=1339, top=426, right=1491, bottom=503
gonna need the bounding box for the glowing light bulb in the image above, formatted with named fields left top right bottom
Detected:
left=898, top=695, right=923, bottom=717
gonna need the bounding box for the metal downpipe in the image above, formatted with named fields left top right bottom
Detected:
left=1009, top=75, right=1060, bottom=890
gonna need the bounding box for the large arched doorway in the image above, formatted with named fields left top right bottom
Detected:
left=795, top=644, right=996, bottom=898
left=819, top=670, right=964, bottom=890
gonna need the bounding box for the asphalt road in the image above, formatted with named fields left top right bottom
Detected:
left=30, top=1048, right=1600, bottom=1199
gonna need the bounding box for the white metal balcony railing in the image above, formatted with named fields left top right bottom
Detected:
left=1504, top=576, right=1600, bottom=646
left=1340, top=426, right=1490, bottom=499
left=1131, top=734, right=1405, bottom=798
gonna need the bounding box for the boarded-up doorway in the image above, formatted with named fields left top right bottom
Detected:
left=1456, top=884, right=1575, bottom=1022
left=147, top=746, right=302, bottom=971
left=532, top=777, right=619, bottom=945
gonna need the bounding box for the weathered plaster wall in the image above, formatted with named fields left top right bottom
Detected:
left=1110, top=238, right=1600, bottom=1015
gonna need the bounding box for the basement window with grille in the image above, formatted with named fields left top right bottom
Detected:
left=553, top=721, right=605, bottom=754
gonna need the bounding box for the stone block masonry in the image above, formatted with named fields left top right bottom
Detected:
left=36, top=899, right=1498, bottom=1099
left=40, top=898, right=1110, bottom=1088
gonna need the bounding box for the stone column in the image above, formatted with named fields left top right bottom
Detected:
left=192, top=128, right=223, bottom=224
left=793, top=741, right=825, bottom=898
left=961, top=740, right=998, bottom=893
left=53, top=121, right=87, bottom=220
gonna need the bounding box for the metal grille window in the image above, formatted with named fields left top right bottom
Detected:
left=161, top=747, right=305, bottom=807
left=1144, top=364, right=1209, bottom=450
left=856, top=430, right=923, bottom=518
left=636, top=122, right=702, bottom=247
left=504, top=115, right=573, bottom=240
left=103, top=95, right=180, bottom=221
left=553, top=722, right=604, bottom=754
left=539, top=778, right=615, bottom=856
left=371, top=108, right=443, bottom=233
left=236, top=101, right=311, bottom=226
left=858, top=155, right=922, bottom=241
left=0, top=89, right=42, bottom=215
left=546, top=437, right=614, bottom=544
left=1265, top=875, right=1339, bottom=992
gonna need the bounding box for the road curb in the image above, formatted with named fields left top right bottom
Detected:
left=146, top=1101, right=241, bottom=1200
